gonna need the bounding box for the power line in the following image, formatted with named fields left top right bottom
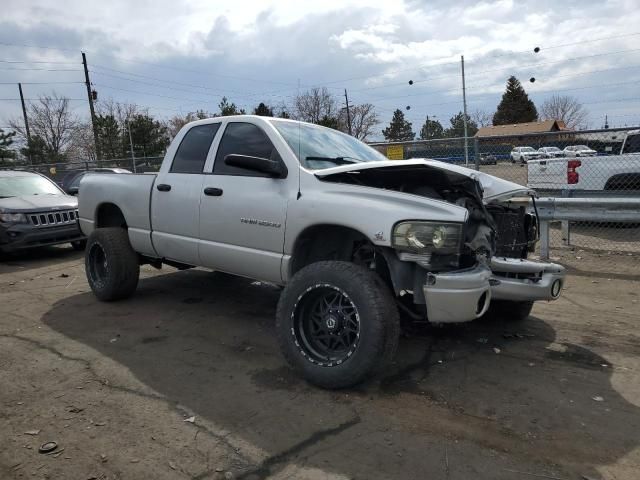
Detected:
left=0, top=59, right=79, bottom=65
left=0, top=98, right=86, bottom=101
left=0, top=67, right=82, bottom=72
left=0, top=81, right=85, bottom=85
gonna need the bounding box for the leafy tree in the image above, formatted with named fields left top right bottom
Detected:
left=382, top=109, right=415, bottom=141
left=540, top=95, right=588, bottom=129
left=493, top=76, right=538, bottom=125
left=0, top=128, right=16, bottom=160
left=128, top=114, right=169, bottom=157
left=218, top=97, right=245, bottom=116
left=445, top=111, right=478, bottom=138
left=419, top=118, right=444, bottom=140
left=20, top=135, right=49, bottom=164
left=253, top=102, right=274, bottom=116
left=278, top=110, right=291, bottom=119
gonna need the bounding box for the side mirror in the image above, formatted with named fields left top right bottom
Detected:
left=224, top=154, right=287, bottom=178
left=68, top=186, right=79, bottom=195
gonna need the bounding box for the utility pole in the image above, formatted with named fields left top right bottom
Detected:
left=461, top=55, right=469, bottom=166
left=18, top=83, right=32, bottom=165
left=82, top=52, right=100, bottom=161
left=344, top=89, right=352, bottom=136
left=425, top=115, right=429, bottom=139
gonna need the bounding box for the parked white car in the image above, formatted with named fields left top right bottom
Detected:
left=538, top=146, right=564, bottom=158
left=510, top=146, right=543, bottom=164
left=563, top=145, right=597, bottom=157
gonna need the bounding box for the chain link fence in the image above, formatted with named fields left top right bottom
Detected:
left=370, top=127, right=640, bottom=276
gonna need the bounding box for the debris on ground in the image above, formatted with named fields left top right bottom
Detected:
left=24, top=429, right=40, bottom=435
left=183, top=416, right=196, bottom=423
left=169, top=461, right=177, bottom=470
left=477, top=338, right=488, bottom=344
left=38, top=441, right=58, bottom=454
left=59, top=273, right=69, bottom=278
left=592, top=396, right=604, bottom=402
left=493, top=347, right=501, bottom=354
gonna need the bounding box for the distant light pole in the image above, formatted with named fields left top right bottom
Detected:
left=126, top=118, right=136, bottom=173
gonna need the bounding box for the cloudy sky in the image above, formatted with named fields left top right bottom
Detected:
left=1, top=0, right=639, bottom=139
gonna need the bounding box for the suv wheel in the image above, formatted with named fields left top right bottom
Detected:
left=85, top=228, right=140, bottom=301
left=276, top=261, right=399, bottom=389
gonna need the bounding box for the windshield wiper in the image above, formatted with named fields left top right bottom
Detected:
left=305, top=156, right=362, bottom=165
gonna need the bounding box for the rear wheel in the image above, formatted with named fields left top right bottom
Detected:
left=276, top=261, right=399, bottom=389
left=483, top=300, right=534, bottom=322
left=85, top=228, right=139, bottom=301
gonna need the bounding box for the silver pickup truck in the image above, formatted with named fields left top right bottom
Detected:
left=79, top=115, right=565, bottom=388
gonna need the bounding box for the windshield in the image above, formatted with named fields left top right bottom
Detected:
left=271, top=120, right=388, bottom=169
left=521, top=147, right=535, bottom=152
left=622, top=134, right=640, bottom=154
left=575, top=145, right=590, bottom=150
left=0, top=175, right=63, bottom=198
left=545, top=147, right=560, bottom=151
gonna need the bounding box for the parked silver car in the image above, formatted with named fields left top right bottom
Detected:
left=510, top=146, right=542, bottom=164
left=563, top=145, right=597, bottom=157
left=538, top=146, right=564, bottom=158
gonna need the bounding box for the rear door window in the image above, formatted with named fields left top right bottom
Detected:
left=170, top=123, right=220, bottom=174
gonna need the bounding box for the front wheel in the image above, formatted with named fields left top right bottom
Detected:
left=71, top=239, right=87, bottom=251
left=483, top=300, right=534, bottom=322
left=276, top=261, right=400, bottom=389
left=85, top=228, right=140, bottom=301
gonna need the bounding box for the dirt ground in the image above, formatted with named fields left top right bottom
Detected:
left=1, top=246, right=639, bottom=480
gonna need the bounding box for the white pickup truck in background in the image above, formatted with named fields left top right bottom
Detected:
left=527, top=130, right=640, bottom=192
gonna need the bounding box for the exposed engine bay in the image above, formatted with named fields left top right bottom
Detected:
left=320, top=164, right=538, bottom=269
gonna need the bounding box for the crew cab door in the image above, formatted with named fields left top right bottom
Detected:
left=198, top=121, right=293, bottom=283
left=151, top=123, right=221, bottom=265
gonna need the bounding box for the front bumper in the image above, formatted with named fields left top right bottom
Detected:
left=0, top=222, right=84, bottom=253
left=423, top=265, right=492, bottom=323
left=422, top=258, right=566, bottom=324
left=489, top=257, right=566, bottom=302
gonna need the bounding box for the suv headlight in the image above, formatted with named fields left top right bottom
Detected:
left=0, top=213, right=28, bottom=224
left=392, top=221, right=462, bottom=254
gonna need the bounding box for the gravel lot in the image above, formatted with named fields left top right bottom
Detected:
left=1, top=246, right=639, bottom=480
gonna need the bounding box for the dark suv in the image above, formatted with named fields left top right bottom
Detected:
left=0, top=171, right=85, bottom=253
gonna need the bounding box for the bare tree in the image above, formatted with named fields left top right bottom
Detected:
left=166, top=110, right=210, bottom=139
left=339, top=103, right=379, bottom=140
left=97, top=99, right=145, bottom=127
left=293, top=87, right=338, bottom=124
left=67, top=122, right=96, bottom=162
left=471, top=109, right=492, bottom=128
left=9, top=93, right=77, bottom=160
left=540, top=95, right=588, bottom=129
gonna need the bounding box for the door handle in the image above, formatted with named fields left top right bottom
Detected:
left=156, top=184, right=172, bottom=192
left=204, top=187, right=223, bottom=197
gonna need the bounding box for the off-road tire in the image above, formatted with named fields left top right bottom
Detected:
left=71, top=239, right=87, bottom=251
left=484, top=300, right=534, bottom=322
left=85, top=227, right=139, bottom=301
left=276, top=261, right=400, bottom=389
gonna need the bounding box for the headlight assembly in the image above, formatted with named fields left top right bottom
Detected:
left=0, top=213, right=28, bottom=224
left=393, top=221, right=462, bottom=254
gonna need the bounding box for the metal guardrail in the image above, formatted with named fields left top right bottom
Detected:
left=534, top=197, right=640, bottom=259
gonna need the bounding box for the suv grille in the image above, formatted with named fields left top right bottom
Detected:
left=29, top=209, right=79, bottom=228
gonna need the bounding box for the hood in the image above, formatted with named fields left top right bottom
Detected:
left=0, top=194, right=78, bottom=212
left=314, top=159, right=535, bottom=202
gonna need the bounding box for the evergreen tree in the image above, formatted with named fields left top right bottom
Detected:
left=128, top=114, right=169, bottom=157
left=382, top=109, right=415, bottom=141
left=317, top=115, right=340, bottom=130
left=419, top=118, right=444, bottom=140
left=218, top=97, right=246, bottom=116
left=445, top=112, right=478, bottom=138
left=95, top=114, right=121, bottom=159
left=0, top=128, right=16, bottom=160
left=253, top=102, right=274, bottom=116
left=492, top=76, right=538, bottom=125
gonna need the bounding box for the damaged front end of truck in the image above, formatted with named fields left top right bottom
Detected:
left=316, top=159, right=566, bottom=323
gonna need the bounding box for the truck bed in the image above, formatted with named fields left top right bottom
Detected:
left=78, top=172, right=157, bottom=256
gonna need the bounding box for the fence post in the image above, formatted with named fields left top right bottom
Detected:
left=561, top=189, right=571, bottom=246
left=474, top=137, right=480, bottom=171
left=539, top=220, right=550, bottom=260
